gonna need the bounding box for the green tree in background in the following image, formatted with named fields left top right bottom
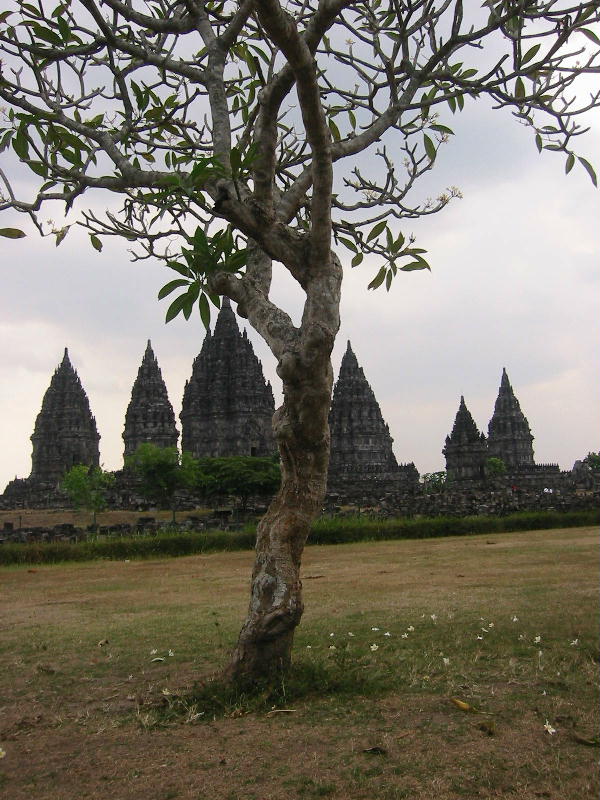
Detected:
left=197, top=456, right=281, bottom=510
left=486, top=457, right=508, bottom=477
left=126, top=444, right=197, bottom=523
left=62, top=465, right=115, bottom=529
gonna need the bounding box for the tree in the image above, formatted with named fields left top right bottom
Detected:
left=421, top=471, right=447, bottom=493
left=1, top=1, right=598, bottom=683
left=583, top=452, right=600, bottom=471
left=196, top=456, right=281, bottom=509
left=126, top=443, right=197, bottom=522
left=62, top=464, right=115, bottom=529
left=486, top=457, right=507, bottom=477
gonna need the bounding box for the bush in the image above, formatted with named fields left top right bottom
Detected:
left=0, top=509, right=597, bottom=566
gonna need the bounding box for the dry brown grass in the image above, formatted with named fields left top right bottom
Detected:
left=0, top=527, right=598, bottom=799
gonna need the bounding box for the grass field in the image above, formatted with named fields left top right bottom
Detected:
left=1, top=526, right=598, bottom=799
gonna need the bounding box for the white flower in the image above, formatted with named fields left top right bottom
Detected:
left=518, top=634, right=525, bottom=640
left=512, top=616, right=519, bottom=623
left=347, top=632, right=354, bottom=637
left=442, top=657, right=450, bottom=666
left=329, top=645, right=336, bottom=650
left=128, top=674, right=134, bottom=680
left=401, top=633, right=409, bottom=639
left=430, top=614, right=437, bottom=622
left=407, top=625, right=415, bottom=632
left=329, top=632, right=335, bottom=637
left=0, top=747, right=5, bottom=759
left=384, top=632, right=391, bottom=637
left=168, top=649, right=174, bottom=657
left=570, top=638, right=579, bottom=646
left=150, top=649, right=158, bottom=655
left=371, top=627, right=380, bottom=631
left=476, top=635, right=483, bottom=640
left=162, top=688, right=171, bottom=696
left=481, top=628, right=488, bottom=633
left=370, top=643, right=379, bottom=651
left=542, top=690, right=547, bottom=696
left=544, top=720, right=557, bottom=735
left=306, top=645, right=312, bottom=649
left=488, top=622, right=494, bottom=628
left=534, top=635, right=541, bottom=644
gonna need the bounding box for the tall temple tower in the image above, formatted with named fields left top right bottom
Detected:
left=123, top=340, right=178, bottom=459
left=328, top=341, right=399, bottom=472
left=487, top=368, right=534, bottom=468
left=443, top=396, right=488, bottom=481
left=29, top=349, right=100, bottom=484
left=180, top=299, right=275, bottom=458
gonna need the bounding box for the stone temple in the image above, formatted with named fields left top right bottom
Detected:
left=443, top=368, right=557, bottom=482
left=123, top=340, right=178, bottom=459
left=327, top=341, right=419, bottom=497
left=487, top=368, right=535, bottom=468
left=180, top=299, right=275, bottom=458
left=30, top=348, right=100, bottom=484
left=443, top=396, right=487, bottom=482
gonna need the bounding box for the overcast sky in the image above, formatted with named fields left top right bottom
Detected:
left=1, top=94, right=598, bottom=490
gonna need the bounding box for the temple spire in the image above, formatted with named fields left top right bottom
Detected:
left=123, top=341, right=178, bottom=460
left=329, top=343, right=398, bottom=472
left=29, top=349, right=100, bottom=485
left=443, top=396, right=487, bottom=481
left=180, top=303, right=275, bottom=458
left=487, top=368, right=534, bottom=468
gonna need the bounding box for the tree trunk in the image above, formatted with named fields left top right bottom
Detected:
left=226, top=355, right=333, bottom=684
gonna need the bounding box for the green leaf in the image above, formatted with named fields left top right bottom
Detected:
left=367, top=266, right=387, bottom=290
left=430, top=124, right=454, bottom=136
left=385, top=270, right=393, bottom=291
left=199, top=293, right=211, bottom=330
left=165, top=292, right=189, bottom=323
left=166, top=261, right=192, bottom=278
left=351, top=252, right=364, bottom=267
left=423, top=134, right=436, bottom=161
left=328, top=117, right=341, bottom=141
left=0, top=227, right=26, bottom=239
left=13, top=131, right=29, bottom=160
left=581, top=28, right=600, bottom=46
left=401, top=261, right=430, bottom=272
left=515, top=77, right=525, bottom=100
left=366, top=220, right=387, bottom=242
left=158, top=279, right=189, bottom=300
left=90, top=234, right=102, bottom=252
left=447, top=95, right=456, bottom=114
left=521, top=44, right=541, bottom=65
left=565, top=153, right=575, bottom=175
left=578, top=157, right=597, bottom=188
left=337, top=236, right=358, bottom=253
left=55, top=226, right=69, bottom=246
left=57, top=15, right=70, bottom=42
left=392, top=232, right=405, bottom=253
left=535, top=134, right=542, bottom=153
